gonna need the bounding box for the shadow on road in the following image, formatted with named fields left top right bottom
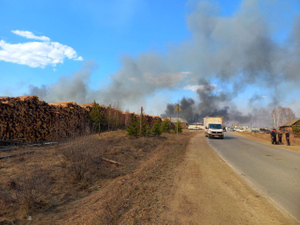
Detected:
left=223, top=136, right=237, bottom=140
left=209, top=136, right=237, bottom=140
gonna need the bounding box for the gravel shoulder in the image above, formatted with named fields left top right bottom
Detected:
left=163, top=131, right=297, bottom=224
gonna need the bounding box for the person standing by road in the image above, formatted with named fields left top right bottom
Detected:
left=271, top=128, right=277, bottom=144
left=278, top=130, right=283, bottom=145
left=285, top=130, right=290, bottom=146
left=270, top=129, right=273, bottom=144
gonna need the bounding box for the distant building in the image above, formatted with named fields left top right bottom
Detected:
left=169, top=117, right=188, bottom=129
left=278, top=118, right=300, bottom=132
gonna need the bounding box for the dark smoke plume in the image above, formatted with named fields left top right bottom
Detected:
left=161, top=79, right=253, bottom=125
left=160, top=97, right=195, bottom=121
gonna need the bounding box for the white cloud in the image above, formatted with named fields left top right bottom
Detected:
left=75, top=56, right=83, bottom=61
left=12, top=30, right=50, bottom=42
left=0, top=30, right=83, bottom=68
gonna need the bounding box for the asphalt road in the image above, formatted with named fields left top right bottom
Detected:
left=207, top=132, right=300, bottom=222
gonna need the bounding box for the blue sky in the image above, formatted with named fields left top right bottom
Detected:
left=0, top=0, right=300, bottom=125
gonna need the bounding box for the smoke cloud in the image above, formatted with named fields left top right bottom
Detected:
left=27, top=0, right=300, bottom=127
left=161, top=79, right=253, bottom=125
left=28, top=61, right=97, bottom=104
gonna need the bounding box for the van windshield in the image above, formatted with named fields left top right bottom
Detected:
left=209, top=124, right=222, bottom=129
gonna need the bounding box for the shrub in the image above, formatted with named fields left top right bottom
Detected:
left=292, top=125, right=300, bottom=135
left=62, top=136, right=103, bottom=184
left=161, top=119, right=171, bottom=133
left=126, top=115, right=152, bottom=137
left=126, top=114, right=140, bottom=138
left=63, top=139, right=92, bottom=181
left=145, top=125, right=151, bottom=136
left=89, top=101, right=104, bottom=133
left=174, top=121, right=183, bottom=134
left=141, top=118, right=151, bottom=137
left=151, top=120, right=162, bottom=136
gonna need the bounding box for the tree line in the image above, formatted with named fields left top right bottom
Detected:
left=89, top=102, right=182, bottom=137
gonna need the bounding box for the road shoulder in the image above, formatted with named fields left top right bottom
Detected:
left=163, top=131, right=296, bottom=224
left=232, top=131, right=300, bottom=153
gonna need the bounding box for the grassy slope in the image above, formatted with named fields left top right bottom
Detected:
left=0, top=130, right=195, bottom=224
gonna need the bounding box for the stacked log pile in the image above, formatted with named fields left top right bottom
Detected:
left=48, top=102, right=90, bottom=140
left=0, top=96, right=90, bottom=142
left=0, top=96, right=50, bottom=141
left=0, top=97, right=166, bottom=142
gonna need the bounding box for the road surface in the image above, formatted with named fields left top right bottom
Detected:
left=207, top=132, right=300, bottom=222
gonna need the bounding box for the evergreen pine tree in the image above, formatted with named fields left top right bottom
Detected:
left=174, top=121, right=183, bottom=134
left=89, top=101, right=103, bottom=134
left=161, top=119, right=171, bottom=133
left=152, top=119, right=162, bottom=136
left=146, top=124, right=151, bottom=136
left=126, top=114, right=140, bottom=137
left=141, top=117, right=151, bottom=136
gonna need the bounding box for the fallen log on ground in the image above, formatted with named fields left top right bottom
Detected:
left=101, top=157, right=124, bottom=166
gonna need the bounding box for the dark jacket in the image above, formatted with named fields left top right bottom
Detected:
left=271, top=130, right=276, bottom=137
left=286, top=132, right=290, bottom=139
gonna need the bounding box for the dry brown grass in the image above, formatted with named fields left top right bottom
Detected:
left=93, top=132, right=193, bottom=225
left=0, top=129, right=195, bottom=224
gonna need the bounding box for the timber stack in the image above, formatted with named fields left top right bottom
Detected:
left=0, top=96, right=166, bottom=142
left=0, top=96, right=90, bottom=142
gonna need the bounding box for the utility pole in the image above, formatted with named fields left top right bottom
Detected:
left=108, top=104, right=111, bottom=131
left=99, top=122, right=101, bottom=136
left=177, top=110, right=179, bottom=138
left=140, top=106, right=143, bottom=137
left=174, top=104, right=182, bottom=138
